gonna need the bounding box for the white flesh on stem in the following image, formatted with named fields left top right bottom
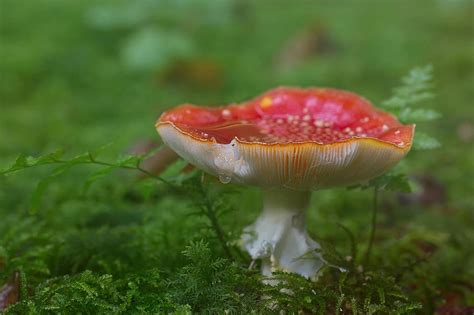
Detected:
left=241, top=189, right=324, bottom=280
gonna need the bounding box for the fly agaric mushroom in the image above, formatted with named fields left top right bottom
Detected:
left=156, top=87, right=414, bottom=279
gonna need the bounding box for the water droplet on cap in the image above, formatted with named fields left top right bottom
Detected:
left=218, top=174, right=231, bottom=184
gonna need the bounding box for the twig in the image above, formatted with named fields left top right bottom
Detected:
left=248, top=260, right=256, bottom=270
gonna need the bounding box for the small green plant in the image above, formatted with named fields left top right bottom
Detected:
left=351, top=65, right=440, bottom=280
left=2, top=66, right=466, bottom=315
left=381, top=65, right=441, bottom=150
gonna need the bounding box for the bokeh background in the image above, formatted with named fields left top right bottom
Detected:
left=1, top=0, right=473, bottom=313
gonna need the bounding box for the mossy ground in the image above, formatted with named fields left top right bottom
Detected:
left=1, top=0, right=473, bottom=314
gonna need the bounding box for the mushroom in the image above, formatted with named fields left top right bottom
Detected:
left=155, top=87, right=415, bottom=279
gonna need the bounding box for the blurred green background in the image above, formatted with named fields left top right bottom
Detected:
left=1, top=0, right=473, bottom=203
left=1, top=0, right=473, bottom=313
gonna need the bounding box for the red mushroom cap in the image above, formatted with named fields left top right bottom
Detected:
left=156, top=87, right=415, bottom=190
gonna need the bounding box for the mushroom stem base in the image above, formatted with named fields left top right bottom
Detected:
left=241, top=189, right=324, bottom=280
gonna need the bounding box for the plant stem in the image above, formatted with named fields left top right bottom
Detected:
left=82, top=158, right=174, bottom=186
left=200, top=186, right=233, bottom=260
left=206, top=196, right=233, bottom=260
left=365, top=187, right=379, bottom=267
left=1, top=157, right=173, bottom=186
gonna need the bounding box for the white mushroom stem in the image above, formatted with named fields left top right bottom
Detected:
left=241, top=189, right=324, bottom=280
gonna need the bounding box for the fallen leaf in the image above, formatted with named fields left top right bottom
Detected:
left=158, top=58, right=223, bottom=89
left=397, top=174, right=447, bottom=207
left=275, top=25, right=338, bottom=72
left=457, top=122, right=474, bottom=143
left=126, top=139, right=179, bottom=178
left=0, top=272, right=20, bottom=311
left=436, top=291, right=474, bottom=315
